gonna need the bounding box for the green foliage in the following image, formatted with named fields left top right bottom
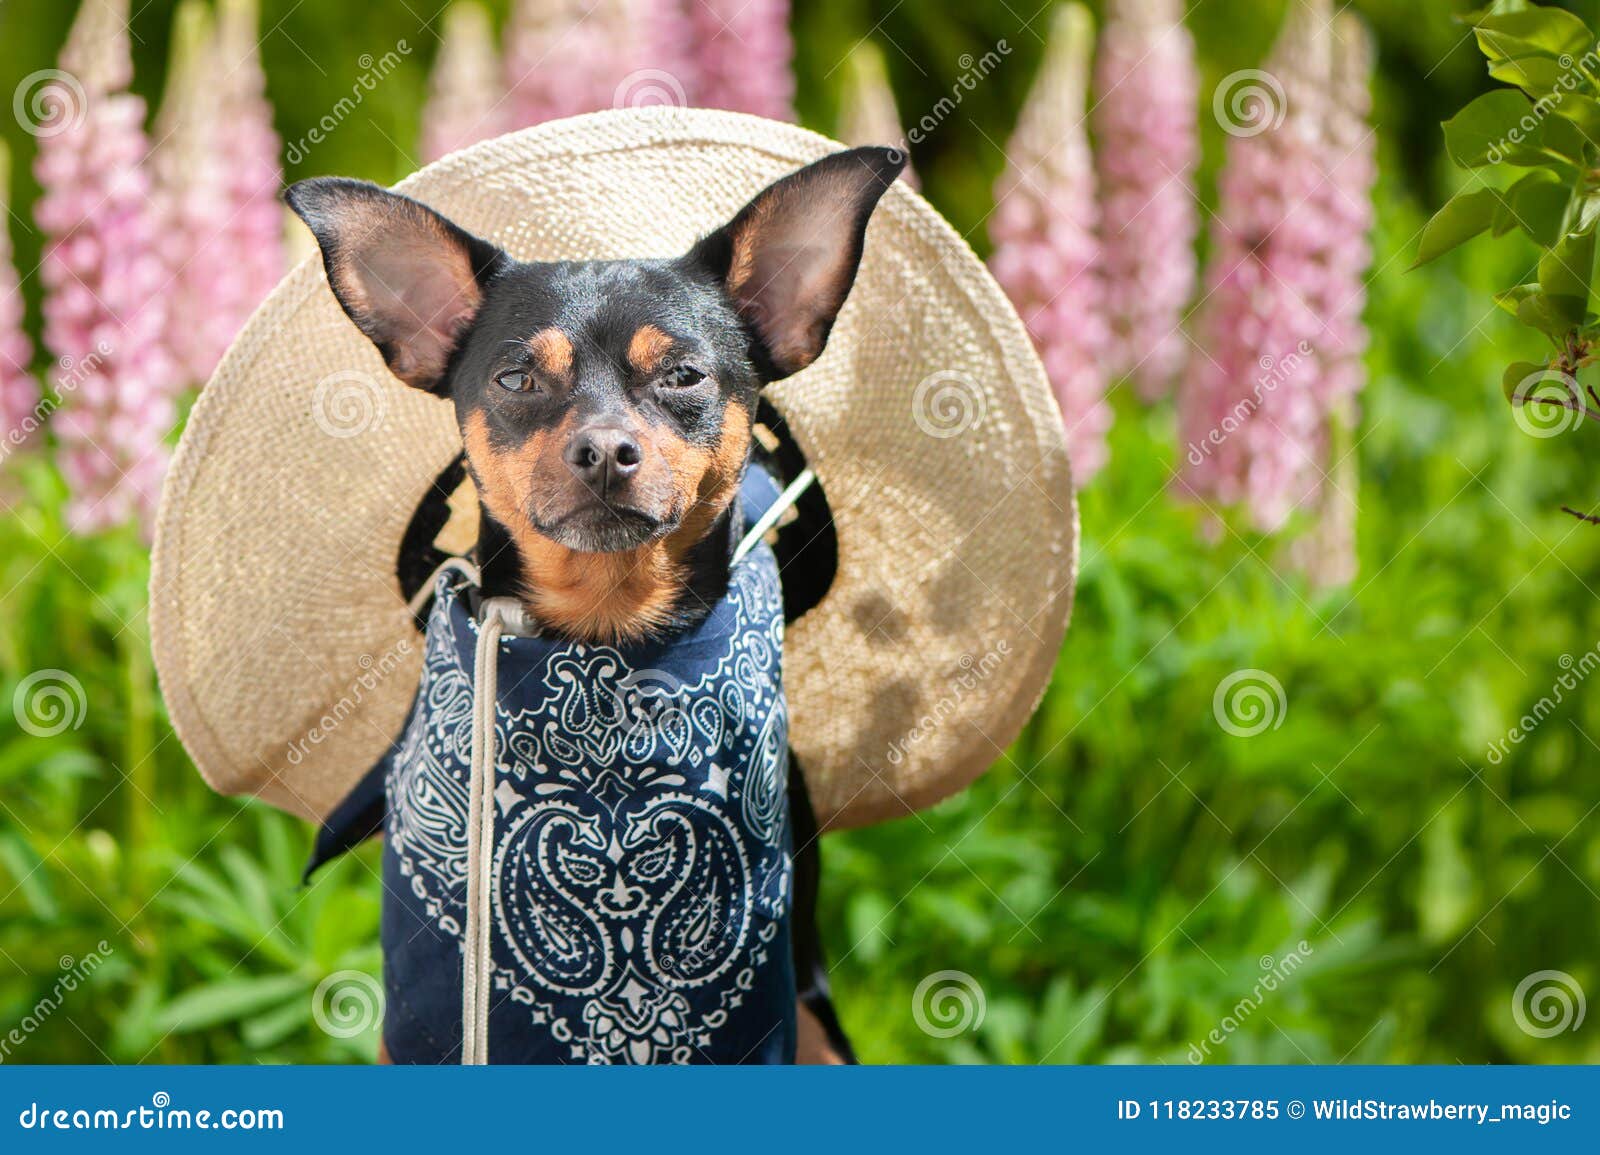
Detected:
left=1, top=0, right=1597, bottom=1066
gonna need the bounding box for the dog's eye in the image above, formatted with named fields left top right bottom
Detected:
left=662, top=364, right=707, bottom=388
left=495, top=369, right=534, bottom=393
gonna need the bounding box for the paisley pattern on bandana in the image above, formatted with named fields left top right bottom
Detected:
left=380, top=532, right=794, bottom=1065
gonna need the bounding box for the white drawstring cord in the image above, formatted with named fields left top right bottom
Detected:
left=461, top=596, right=535, bottom=1065
left=733, top=468, right=814, bottom=566
left=444, top=464, right=811, bottom=1065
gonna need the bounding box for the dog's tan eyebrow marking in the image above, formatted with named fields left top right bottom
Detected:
left=627, top=324, right=675, bottom=374
left=528, top=327, right=573, bottom=379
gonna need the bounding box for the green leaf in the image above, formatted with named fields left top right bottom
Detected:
left=150, top=973, right=310, bottom=1034
left=1414, top=188, right=1500, bottom=265
left=1588, top=224, right=1600, bottom=319
left=1475, top=10, right=1592, bottom=58
left=1487, top=52, right=1574, bottom=97
left=1552, top=92, right=1600, bottom=142
left=1517, top=289, right=1582, bottom=336
left=1502, top=361, right=1548, bottom=402
left=1505, top=170, right=1571, bottom=244
left=1494, top=282, right=1540, bottom=315
left=1538, top=228, right=1595, bottom=308
left=1442, top=90, right=1540, bottom=166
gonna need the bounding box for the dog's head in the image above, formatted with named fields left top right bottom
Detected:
left=287, top=149, right=902, bottom=574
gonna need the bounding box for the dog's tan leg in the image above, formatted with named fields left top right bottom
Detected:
left=794, top=1002, right=845, bottom=1065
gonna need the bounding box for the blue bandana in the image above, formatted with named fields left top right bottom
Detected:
left=379, top=481, right=794, bottom=1065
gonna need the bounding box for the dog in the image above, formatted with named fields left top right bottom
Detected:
left=288, top=146, right=904, bottom=1063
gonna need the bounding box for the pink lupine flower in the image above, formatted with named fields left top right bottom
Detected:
left=211, top=0, right=285, bottom=376
left=0, top=143, right=38, bottom=485
left=422, top=2, right=505, bottom=162
left=1093, top=0, right=1198, bottom=398
left=1318, top=15, right=1376, bottom=421
left=687, top=0, right=794, bottom=122
left=1179, top=0, right=1332, bottom=531
left=35, top=0, right=175, bottom=532
left=989, top=3, right=1111, bottom=481
left=1292, top=14, right=1375, bottom=586
left=152, top=0, right=231, bottom=387
left=508, top=0, right=640, bottom=126
left=838, top=42, right=917, bottom=187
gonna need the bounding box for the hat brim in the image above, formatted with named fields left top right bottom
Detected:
left=150, top=108, right=1076, bottom=831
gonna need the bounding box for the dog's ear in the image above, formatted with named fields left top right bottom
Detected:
left=286, top=178, right=504, bottom=394
left=686, top=147, right=904, bottom=380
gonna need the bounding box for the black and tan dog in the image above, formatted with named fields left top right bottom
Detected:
left=288, top=146, right=903, bottom=1063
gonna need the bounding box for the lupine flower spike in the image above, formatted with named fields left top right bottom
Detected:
left=506, top=0, right=655, bottom=126
left=838, top=42, right=916, bottom=187
left=0, top=142, right=38, bottom=499
left=1293, top=14, right=1375, bottom=587
left=989, top=3, right=1111, bottom=481
left=213, top=0, right=285, bottom=375
left=1093, top=0, right=1199, bottom=399
left=1179, top=0, right=1332, bottom=531
left=687, top=0, right=795, bottom=121
left=422, top=2, right=505, bottom=162
left=35, top=0, right=174, bottom=532
left=152, top=0, right=229, bottom=387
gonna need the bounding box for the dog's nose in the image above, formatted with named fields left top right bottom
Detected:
left=565, top=425, right=642, bottom=492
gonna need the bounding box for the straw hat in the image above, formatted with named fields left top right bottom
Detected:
left=150, top=108, right=1076, bottom=832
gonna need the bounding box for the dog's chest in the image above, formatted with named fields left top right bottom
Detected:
left=381, top=555, right=794, bottom=1064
